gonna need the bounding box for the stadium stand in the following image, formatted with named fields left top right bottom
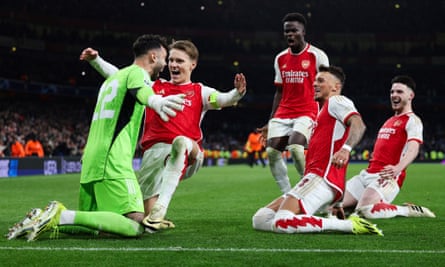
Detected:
left=0, top=1, right=444, bottom=161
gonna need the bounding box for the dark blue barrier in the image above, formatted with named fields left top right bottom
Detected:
left=0, top=157, right=143, bottom=178
left=0, top=156, right=82, bottom=178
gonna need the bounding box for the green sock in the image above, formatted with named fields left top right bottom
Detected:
left=74, top=211, right=144, bottom=237
left=58, top=225, right=100, bottom=236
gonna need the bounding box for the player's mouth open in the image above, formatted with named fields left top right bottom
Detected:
left=392, top=98, right=401, bottom=104
left=170, top=70, right=180, bottom=75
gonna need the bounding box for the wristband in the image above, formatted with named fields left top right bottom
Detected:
left=342, top=144, right=352, bottom=152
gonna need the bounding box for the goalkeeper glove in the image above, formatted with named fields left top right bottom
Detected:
left=148, top=94, right=185, bottom=122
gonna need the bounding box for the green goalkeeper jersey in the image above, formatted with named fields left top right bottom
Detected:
left=81, top=64, right=154, bottom=183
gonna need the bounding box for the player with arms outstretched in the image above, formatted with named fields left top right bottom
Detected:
left=81, top=40, right=246, bottom=232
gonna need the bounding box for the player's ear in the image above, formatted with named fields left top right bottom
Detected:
left=150, top=50, right=162, bottom=63
left=334, top=81, right=342, bottom=92
left=190, top=61, right=197, bottom=71
left=146, top=52, right=155, bottom=63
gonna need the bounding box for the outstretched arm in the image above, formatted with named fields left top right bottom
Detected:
left=234, top=73, right=247, bottom=95
left=208, top=73, right=247, bottom=108
left=79, top=47, right=119, bottom=78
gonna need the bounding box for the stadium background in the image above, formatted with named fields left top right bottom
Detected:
left=1, top=0, right=444, bottom=169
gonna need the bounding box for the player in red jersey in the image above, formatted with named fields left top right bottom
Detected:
left=337, top=75, right=436, bottom=219
left=80, top=40, right=246, bottom=231
left=252, top=65, right=382, bottom=235
left=258, top=12, right=329, bottom=194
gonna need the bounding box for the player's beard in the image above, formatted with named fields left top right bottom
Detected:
left=151, top=66, right=163, bottom=81
left=151, top=61, right=166, bottom=81
left=150, top=71, right=159, bottom=81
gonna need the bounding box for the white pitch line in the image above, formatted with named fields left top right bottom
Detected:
left=1, top=246, right=445, bottom=254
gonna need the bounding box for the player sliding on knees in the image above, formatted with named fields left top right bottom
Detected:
left=252, top=65, right=382, bottom=236
left=6, top=34, right=185, bottom=241
left=334, top=75, right=435, bottom=220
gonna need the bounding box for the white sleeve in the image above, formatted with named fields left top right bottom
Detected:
left=328, top=95, right=359, bottom=123
left=89, top=56, right=119, bottom=78
left=406, top=114, right=423, bottom=143
left=307, top=45, right=330, bottom=69
left=316, top=50, right=329, bottom=69
left=201, top=84, right=245, bottom=110
left=273, top=54, right=282, bottom=84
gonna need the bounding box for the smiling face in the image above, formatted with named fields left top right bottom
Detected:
left=313, top=71, right=341, bottom=105
left=283, top=21, right=306, bottom=53
left=168, top=48, right=196, bottom=85
left=390, top=82, right=414, bottom=114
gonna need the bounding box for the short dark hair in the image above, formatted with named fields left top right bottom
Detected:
left=132, top=34, right=168, bottom=58
left=319, top=65, right=346, bottom=86
left=282, top=12, right=307, bottom=28
left=391, top=75, right=416, bottom=91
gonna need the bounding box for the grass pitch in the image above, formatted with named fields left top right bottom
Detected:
left=0, top=163, right=444, bottom=266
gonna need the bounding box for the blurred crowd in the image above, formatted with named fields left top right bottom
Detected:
left=0, top=95, right=90, bottom=158
left=0, top=1, right=444, bottom=161
left=1, top=91, right=444, bottom=162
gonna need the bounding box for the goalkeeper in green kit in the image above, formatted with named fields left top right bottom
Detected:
left=6, top=34, right=185, bottom=241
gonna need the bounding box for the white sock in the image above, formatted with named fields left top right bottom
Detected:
left=157, top=136, right=193, bottom=212
left=266, top=147, right=291, bottom=194
left=358, top=203, right=407, bottom=219
left=274, top=210, right=352, bottom=233
left=321, top=216, right=353, bottom=232
left=287, top=144, right=305, bottom=176
left=252, top=207, right=275, bottom=231
left=59, top=210, right=75, bottom=225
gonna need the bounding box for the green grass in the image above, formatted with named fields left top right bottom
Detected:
left=1, top=163, right=444, bottom=266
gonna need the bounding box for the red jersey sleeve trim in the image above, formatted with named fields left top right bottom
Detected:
left=407, top=137, right=423, bottom=144
left=343, top=112, right=360, bottom=125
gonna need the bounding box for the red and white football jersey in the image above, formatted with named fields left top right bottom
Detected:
left=273, top=43, right=329, bottom=120
left=140, top=79, right=217, bottom=151
left=367, top=112, right=423, bottom=187
left=304, top=95, right=360, bottom=200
